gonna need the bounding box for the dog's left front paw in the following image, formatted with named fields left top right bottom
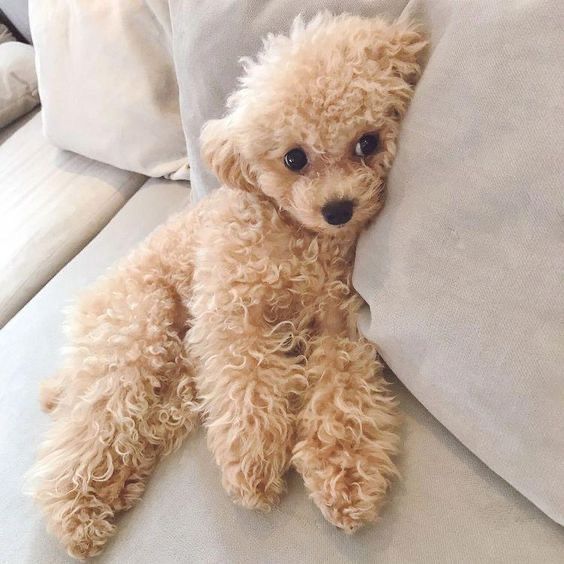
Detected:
left=308, top=468, right=387, bottom=533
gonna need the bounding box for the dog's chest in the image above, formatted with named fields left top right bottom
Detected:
left=195, top=192, right=361, bottom=336
left=267, top=233, right=360, bottom=335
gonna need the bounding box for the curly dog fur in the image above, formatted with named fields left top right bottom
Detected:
left=27, top=13, right=425, bottom=559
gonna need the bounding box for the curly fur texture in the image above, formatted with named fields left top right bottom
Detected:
left=26, top=13, right=426, bottom=559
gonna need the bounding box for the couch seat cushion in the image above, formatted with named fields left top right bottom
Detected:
left=0, top=178, right=561, bottom=563
left=0, top=112, right=147, bottom=326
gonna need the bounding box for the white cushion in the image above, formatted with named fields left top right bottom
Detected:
left=0, top=112, right=147, bottom=326
left=1, top=179, right=562, bottom=562
left=28, top=0, right=189, bottom=179
left=0, top=40, right=39, bottom=128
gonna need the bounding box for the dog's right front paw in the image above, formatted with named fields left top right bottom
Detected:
left=47, top=497, right=116, bottom=560
left=221, top=464, right=286, bottom=512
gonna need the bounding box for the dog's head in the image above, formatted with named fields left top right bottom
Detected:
left=201, top=13, right=426, bottom=236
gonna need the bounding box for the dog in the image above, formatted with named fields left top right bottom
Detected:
left=27, top=13, right=426, bottom=559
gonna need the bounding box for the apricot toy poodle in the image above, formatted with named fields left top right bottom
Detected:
left=27, top=12, right=426, bottom=559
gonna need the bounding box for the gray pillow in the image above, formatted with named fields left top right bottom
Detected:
left=170, top=0, right=564, bottom=525
left=170, top=0, right=409, bottom=200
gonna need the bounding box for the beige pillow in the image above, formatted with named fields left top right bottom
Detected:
left=29, top=0, right=189, bottom=179
left=0, top=41, right=39, bottom=128
left=354, top=0, right=564, bottom=525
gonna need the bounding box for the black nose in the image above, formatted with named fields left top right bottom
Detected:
left=321, top=200, right=354, bottom=225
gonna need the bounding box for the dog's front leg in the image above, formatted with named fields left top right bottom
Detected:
left=293, top=336, right=400, bottom=532
left=193, top=326, right=305, bottom=510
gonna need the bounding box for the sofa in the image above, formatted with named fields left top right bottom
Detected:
left=0, top=2, right=562, bottom=563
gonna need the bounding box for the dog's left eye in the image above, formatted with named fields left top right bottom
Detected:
left=354, top=133, right=379, bottom=157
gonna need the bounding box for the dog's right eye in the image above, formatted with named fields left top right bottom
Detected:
left=284, top=148, right=308, bottom=171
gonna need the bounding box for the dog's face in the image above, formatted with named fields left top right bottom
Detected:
left=202, top=13, right=426, bottom=236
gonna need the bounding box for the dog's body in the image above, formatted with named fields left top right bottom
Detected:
left=28, top=13, right=425, bottom=559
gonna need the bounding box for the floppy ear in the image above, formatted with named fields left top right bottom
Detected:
left=200, top=117, right=257, bottom=192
